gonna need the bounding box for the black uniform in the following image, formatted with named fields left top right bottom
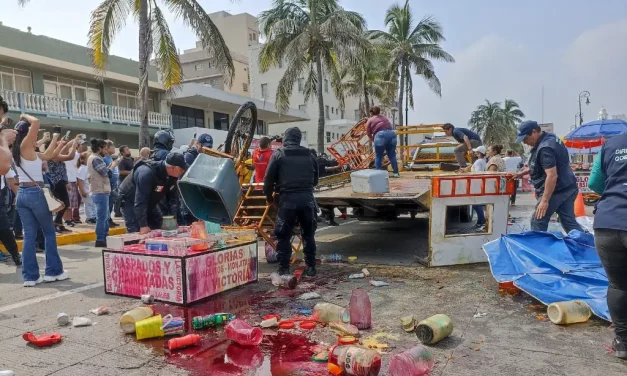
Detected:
left=264, top=127, right=319, bottom=271
left=118, top=160, right=179, bottom=232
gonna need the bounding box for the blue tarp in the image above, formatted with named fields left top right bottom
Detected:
left=483, top=230, right=610, bottom=321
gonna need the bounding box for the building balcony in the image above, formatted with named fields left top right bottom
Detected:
left=1, top=89, right=171, bottom=129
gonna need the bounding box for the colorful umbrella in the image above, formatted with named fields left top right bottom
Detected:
left=563, top=118, right=627, bottom=148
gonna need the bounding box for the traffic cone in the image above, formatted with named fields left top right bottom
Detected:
left=574, top=193, right=586, bottom=217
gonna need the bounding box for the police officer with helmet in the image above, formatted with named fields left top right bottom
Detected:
left=512, top=120, right=583, bottom=233
left=118, top=152, right=188, bottom=234
left=151, top=130, right=175, bottom=161
left=264, top=127, right=319, bottom=277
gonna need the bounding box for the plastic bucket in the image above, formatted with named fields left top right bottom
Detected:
left=135, top=315, right=165, bottom=340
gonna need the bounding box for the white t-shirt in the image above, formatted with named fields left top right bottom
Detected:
left=471, top=158, right=487, bottom=173
left=503, top=156, right=522, bottom=173
left=1, top=167, right=16, bottom=190
left=65, top=153, right=80, bottom=183
left=77, top=165, right=90, bottom=194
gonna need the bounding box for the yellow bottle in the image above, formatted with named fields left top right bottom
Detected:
left=415, top=314, right=454, bottom=344
left=120, top=306, right=155, bottom=334
left=547, top=301, right=591, bottom=325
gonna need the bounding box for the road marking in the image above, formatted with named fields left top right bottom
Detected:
left=0, top=282, right=104, bottom=313
left=317, top=220, right=357, bottom=233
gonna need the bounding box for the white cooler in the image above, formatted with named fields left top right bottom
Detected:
left=350, top=170, right=390, bottom=194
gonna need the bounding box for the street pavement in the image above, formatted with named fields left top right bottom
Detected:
left=0, top=191, right=623, bottom=375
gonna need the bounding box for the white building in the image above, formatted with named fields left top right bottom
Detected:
left=248, top=44, right=362, bottom=150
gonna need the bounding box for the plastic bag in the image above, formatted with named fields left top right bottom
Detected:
left=265, top=237, right=278, bottom=263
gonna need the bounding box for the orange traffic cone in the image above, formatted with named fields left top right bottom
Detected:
left=574, top=193, right=586, bottom=217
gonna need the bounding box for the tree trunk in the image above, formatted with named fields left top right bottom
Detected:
left=315, top=53, right=325, bottom=154
left=138, top=0, right=151, bottom=148
left=363, top=71, right=370, bottom=116
left=398, top=63, right=405, bottom=127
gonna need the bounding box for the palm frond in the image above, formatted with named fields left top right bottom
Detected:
left=164, top=0, right=234, bottom=86
left=408, top=15, right=446, bottom=44
left=150, top=2, right=182, bottom=94
left=87, top=0, right=131, bottom=73
left=302, top=63, right=318, bottom=104
left=17, top=0, right=31, bottom=6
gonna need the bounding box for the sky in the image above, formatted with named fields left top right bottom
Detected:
left=3, top=0, right=627, bottom=136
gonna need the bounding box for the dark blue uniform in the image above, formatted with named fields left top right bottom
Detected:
left=264, top=128, right=318, bottom=273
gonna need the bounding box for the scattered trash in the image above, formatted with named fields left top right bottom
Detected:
left=300, top=309, right=312, bottom=315
left=72, top=317, right=93, bottom=327
left=362, top=268, right=370, bottom=277
left=23, top=332, right=62, bottom=347
left=140, top=294, right=155, bottom=304
left=473, top=312, right=487, bottom=318
left=547, top=300, right=592, bottom=325
left=270, top=272, right=298, bottom=289
left=328, top=345, right=382, bottom=376
left=263, top=314, right=280, bottom=321
left=192, top=313, right=236, bottom=329
left=348, top=273, right=365, bottom=279
left=260, top=317, right=279, bottom=328
left=278, top=320, right=295, bottom=329
left=226, top=319, right=263, bottom=346
left=338, top=335, right=359, bottom=345
left=294, top=269, right=304, bottom=281
left=497, top=281, right=521, bottom=296
left=388, top=345, right=435, bottom=376
left=168, top=334, right=201, bottom=350
left=415, top=314, right=454, bottom=345
left=90, top=306, right=109, bottom=316
left=136, top=314, right=184, bottom=340
left=400, top=315, right=416, bottom=332
left=329, top=322, right=360, bottom=337
left=348, top=256, right=357, bottom=262
left=313, top=302, right=350, bottom=323
left=264, top=238, right=278, bottom=263
left=473, top=339, right=485, bottom=344
left=369, top=280, right=389, bottom=287
left=325, top=254, right=343, bottom=263
left=472, top=347, right=481, bottom=351
left=359, top=332, right=398, bottom=352
left=535, top=315, right=547, bottom=321
left=120, top=306, right=155, bottom=334
left=57, top=313, right=69, bottom=326
left=299, top=320, right=317, bottom=330
left=297, top=292, right=321, bottom=300
left=349, top=288, right=371, bottom=329
left=312, top=350, right=329, bottom=362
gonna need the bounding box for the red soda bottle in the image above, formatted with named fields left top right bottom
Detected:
left=388, top=345, right=435, bottom=376
left=327, top=345, right=381, bottom=376
left=349, top=288, right=371, bottom=329
left=225, top=319, right=263, bottom=346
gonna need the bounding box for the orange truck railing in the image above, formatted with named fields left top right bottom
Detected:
left=431, top=173, right=515, bottom=198
left=326, top=118, right=375, bottom=170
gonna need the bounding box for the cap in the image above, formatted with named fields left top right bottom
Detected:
left=165, top=152, right=189, bottom=170
left=14, top=120, right=30, bottom=134
left=516, top=120, right=538, bottom=143
left=472, top=145, right=487, bottom=154
left=197, top=133, right=213, bottom=148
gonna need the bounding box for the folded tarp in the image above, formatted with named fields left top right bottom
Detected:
left=483, top=230, right=610, bottom=321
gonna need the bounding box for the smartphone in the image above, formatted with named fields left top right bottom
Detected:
left=53, top=125, right=62, bottom=134
left=63, top=131, right=71, bottom=140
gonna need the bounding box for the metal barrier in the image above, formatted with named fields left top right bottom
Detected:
left=326, top=118, right=375, bottom=170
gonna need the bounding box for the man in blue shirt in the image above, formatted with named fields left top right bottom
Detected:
left=588, top=131, right=627, bottom=359
left=512, top=120, right=582, bottom=233
left=104, top=140, right=120, bottom=227
left=442, top=123, right=482, bottom=167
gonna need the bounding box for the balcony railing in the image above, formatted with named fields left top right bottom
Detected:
left=0, top=89, right=171, bottom=129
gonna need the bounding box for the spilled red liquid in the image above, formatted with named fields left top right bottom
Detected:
left=138, top=284, right=329, bottom=375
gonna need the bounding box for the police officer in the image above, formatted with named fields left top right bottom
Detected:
left=150, top=130, right=175, bottom=161
left=183, top=133, right=213, bottom=166
left=512, top=120, right=583, bottom=233
left=588, top=131, right=627, bottom=359
left=264, top=127, right=318, bottom=277
left=118, top=152, right=188, bottom=234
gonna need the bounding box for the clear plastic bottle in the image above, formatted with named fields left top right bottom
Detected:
left=270, top=272, right=297, bottom=289
left=349, top=288, right=371, bottom=329
left=192, top=313, right=236, bottom=329
left=225, top=319, right=263, bottom=346
left=313, top=302, right=350, bottom=323
left=388, top=345, right=435, bottom=376
left=119, top=306, right=154, bottom=334
left=547, top=300, right=592, bottom=325
left=327, top=345, right=381, bottom=376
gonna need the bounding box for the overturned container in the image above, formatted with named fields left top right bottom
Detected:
left=547, top=300, right=592, bottom=325
left=415, top=314, right=453, bottom=345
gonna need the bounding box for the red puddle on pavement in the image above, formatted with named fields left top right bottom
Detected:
left=136, top=285, right=329, bottom=375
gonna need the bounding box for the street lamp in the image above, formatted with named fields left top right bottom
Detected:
left=578, top=91, right=591, bottom=127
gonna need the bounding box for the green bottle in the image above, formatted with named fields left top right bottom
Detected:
left=192, top=313, right=236, bottom=330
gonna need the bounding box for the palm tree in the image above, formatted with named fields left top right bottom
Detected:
left=468, top=99, right=525, bottom=149
left=369, top=0, right=454, bottom=127
left=258, top=0, right=370, bottom=153
left=19, top=0, right=234, bottom=148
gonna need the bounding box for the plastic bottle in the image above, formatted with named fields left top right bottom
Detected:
left=349, top=288, right=371, bottom=329
left=547, top=300, right=592, bottom=325
left=388, top=345, right=435, bottom=376
left=168, top=334, right=201, bottom=350
left=270, top=272, right=297, bottom=289
left=225, top=319, right=263, bottom=346
left=120, top=306, right=154, bottom=334
left=192, top=313, right=236, bottom=329
left=415, top=314, right=453, bottom=345
left=327, top=345, right=381, bottom=376
left=313, top=303, right=350, bottom=323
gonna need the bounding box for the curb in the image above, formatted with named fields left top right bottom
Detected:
left=1, top=227, right=127, bottom=253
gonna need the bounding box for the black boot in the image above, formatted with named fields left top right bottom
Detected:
left=614, top=338, right=627, bottom=359
left=95, top=240, right=107, bottom=248
left=328, top=219, right=339, bottom=226
left=278, top=266, right=291, bottom=276
left=305, top=265, right=317, bottom=277
left=12, top=253, right=21, bottom=266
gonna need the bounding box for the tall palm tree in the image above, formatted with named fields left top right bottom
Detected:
left=19, top=0, right=234, bottom=148
left=468, top=99, right=525, bottom=149
left=258, top=0, right=370, bottom=153
left=369, top=0, right=454, bottom=127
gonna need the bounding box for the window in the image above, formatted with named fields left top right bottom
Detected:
left=324, top=79, right=328, bottom=93
left=214, top=111, right=229, bottom=130
left=242, top=83, right=249, bottom=92
left=256, top=120, right=265, bottom=136
left=171, top=105, right=204, bottom=130
left=340, top=109, right=344, bottom=119
left=297, top=78, right=304, bottom=92
left=0, top=66, right=33, bottom=93
left=44, top=74, right=101, bottom=104
left=253, top=33, right=257, bottom=41
left=249, top=33, right=253, bottom=41
left=326, top=132, right=331, bottom=143
left=331, top=107, right=334, bottom=114
left=194, top=64, right=203, bottom=71
left=298, top=104, right=307, bottom=111
left=325, top=105, right=330, bottom=120
left=110, top=87, right=153, bottom=110
left=261, top=84, right=268, bottom=98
